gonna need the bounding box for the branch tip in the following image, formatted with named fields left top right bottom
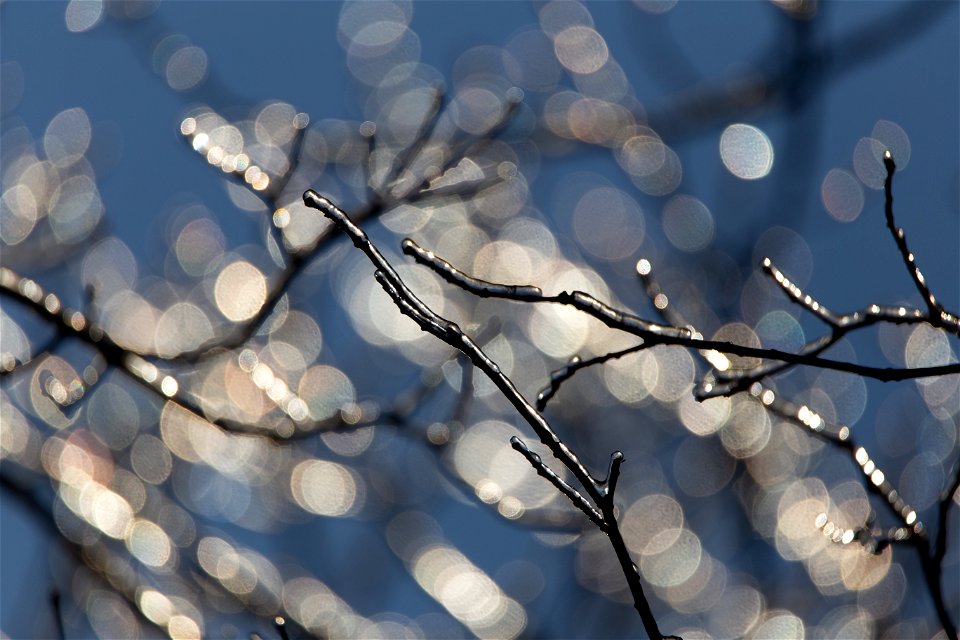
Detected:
left=604, top=451, right=624, bottom=498
left=883, top=149, right=896, bottom=173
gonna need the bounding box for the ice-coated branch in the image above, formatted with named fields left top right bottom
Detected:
left=401, top=239, right=960, bottom=384
left=814, top=512, right=913, bottom=554
left=601, top=451, right=624, bottom=498
left=389, top=88, right=522, bottom=205
left=753, top=383, right=921, bottom=531
left=636, top=263, right=924, bottom=534
left=274, top=615, right=290, bottom=640
left=639, top=262, right=956, bottom=637
left=510, top=436, right=606, bottom=529
left=763, top=258, right=949, bottom=330
left=402, top=238, right=545, bottom=300
left=883, top=151, right=960, bottom=335
left=752, top=380, right=956, bottom=639
left=268, top=119, right=309, bottom=202
left=640, top=263, right=927, bottom=537
left=694, top=330, right=836, bottom=399
left=305, top=191, right=673, bottom=640
left=536, top=344, right=649, bottom=411
left=762, top=259, right=843, bottom=328
left=402, top=174, right=506, bottom=207
left=696, top=174, right=960, bottom=399
left=306, top=191, right=602, bottom=500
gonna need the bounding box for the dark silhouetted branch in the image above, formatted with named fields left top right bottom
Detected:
left=883, top=151, right=960, bottom=334
left=400, top=239, right=960, bottom=384
left=510, top=435, right=605, bottom=529
left=698, top=152, right=959, bottom=398
left=304, top=190, right=673, bottom=640
left=536, top=344, right=649, bottom=411
left=273, top=616, right=290, bottom=640
left=639, top=261, right=957, bottom=640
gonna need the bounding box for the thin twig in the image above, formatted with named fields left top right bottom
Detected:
left=536, top=344, right=650, bottom=411
left=398, top=91, right=522, bottom=203
left=882, top=151, right=960, bottom=334
left=696, top=153, right=959, bottom=398
left=50, top=591, right=66, bottom=640
left=273, top=616, right=290, bottom=640
left=510, top=436, right=605, bottom=529
left=267, top=117, right=310, bottom=202
left=754, top=383, right=921, bottom=532
left=639, top=261, right=957, bottom=639
left=151, top=92, right=521, bottom=365
left=304, top=191, right=672, bottom=640
left=400, top=239, right=960, bottom=383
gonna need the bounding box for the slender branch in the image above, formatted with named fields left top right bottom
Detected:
left=401, top=239, right=960, bottom=383
left=361, top=120, right=378, bottom=203
left=695, top=330, right=835, bottom=399
left=398, top=90, right=523, bottom=202
left=602, top=451, right=624, bottom=498
left=401, top=173, right=506, bottom=207
left=814, top=513, right=913, bottom=554
left=51, top=591, right=66, bottom=640
left=640, top=260, right=957, bottom=639
left=639, top=262, right=925, bottom=534
left=883, top=151, right=960, bottom=334
left=273, top=616, right=290, bottom=640
left=306, top=192, right=603, bottom=500
left=756, top=383, right=921, bottom=531
left=696, top=153, right=960, bottom=397
left=699, top=258, right=931, bottom=398
left=510, top=436, right=605, bottom=529
left=640, top=4, right=950, bottom=142
left=763, top=259, right=842, bottom=328
left=155, top=92, right=520, bottom=365
left=763, top=259, right=948, bottom=331
left=272, top=118, right=310, bottom=198
left=536, top=344, right=650, bottom=411
left=304, top=191, right=672, bottom=639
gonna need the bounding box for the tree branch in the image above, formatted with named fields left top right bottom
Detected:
left=400, top=238, right=960, bottom=384
left=304, top=190, right=673, bottom=640
left=883, top=151, right=960, bottom=334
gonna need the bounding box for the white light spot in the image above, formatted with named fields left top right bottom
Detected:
left=160, top=376, right=178, bottom=397
left=165, top=46, right=208, bottom=91
left=720, top=124, right=774, bottom=180
left=65, top=0, right=104, bottom=32
left=214, top=261, right=267, bottom=322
